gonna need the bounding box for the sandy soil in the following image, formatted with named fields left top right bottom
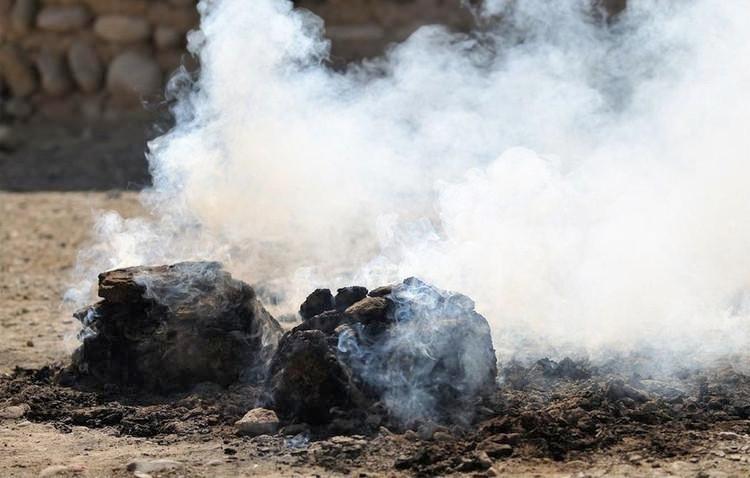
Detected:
left=0, top=192, right=143, bottom=372
left=2, top=192, right=750, bottom=477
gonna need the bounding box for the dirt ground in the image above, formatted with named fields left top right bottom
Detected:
left=3, top=193, right=750, bottom=477
left=3, top=123, right=750, bottom=478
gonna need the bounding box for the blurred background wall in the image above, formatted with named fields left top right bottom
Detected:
left=0, top=0, right=624, bottom=190
left=0, top=0, right=472, bottom=122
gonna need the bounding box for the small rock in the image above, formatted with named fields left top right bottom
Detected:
left=368, top=285, right=394, bottom=297
left=487, top=433, right=521, bottom=445
left=417, top=421, right=438, bottom=440
left=718, top=431, right=741, bottom=440
left=26, top=340, right=34, bottom=347
left=344, top=296, right=389, bottom=321
left=36, top=5, right=91, bottom=32
left=476, top=451, right=493, bottom=469
left=479, top=440, right=513, bottom=459
left=35, top=50, right=72, bottom=97
left=299, top=289, right=334, bottom=319
left=94, top=15, right=151, bottom=43
left=67, top=41, right=103, bottom=93
left=606, top=378, right=649, bottom=403
left=330, top=435, right=365, bottom=447
left=0, top=404, right=29, bottom=419
left=455, top=451, right=492, bottom=472
left=107, top=51, right=162, bottom=100
left=235, top=408, right=279, bottom=436
left=126, top=459, right=183, bottom=474
left=334, top=286, right=368, bottom=311
left=38, top=464, right=86, bottom=477
left=379, top=426, right=393, bottom=436
left=628, top=453, right=643, bottom=463
left=403, top=429, right=419, bottom=441
left=432, top=430, right=453, bottom=441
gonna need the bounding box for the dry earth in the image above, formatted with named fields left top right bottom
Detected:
left=2, top=192, right=750, bottom=477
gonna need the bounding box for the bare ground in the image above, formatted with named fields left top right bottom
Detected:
left=2, top=192, right=750, bottom=477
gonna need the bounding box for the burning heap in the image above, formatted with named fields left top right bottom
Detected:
left=71, top=262, right=282, bottom=392
left=71, top=263, right=497, bottom=426
left=268, top=277, right=498, bottom=426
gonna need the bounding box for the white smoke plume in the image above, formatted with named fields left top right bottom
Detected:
left=69, top=0, right=750, bottom=369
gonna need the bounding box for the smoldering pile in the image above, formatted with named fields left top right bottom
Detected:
left=68, top=261, right=497, bottom=429
left=70, top=262, right=282, bottom=392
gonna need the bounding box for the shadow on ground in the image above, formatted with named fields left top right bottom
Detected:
left=0, top=115, right=159, bottom=192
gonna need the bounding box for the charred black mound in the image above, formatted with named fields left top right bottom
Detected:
left=268, top=277, right=498, bottom=426
left=70, top=261, right=283, bottom=392
left=68, top=262, right=496, bottom=427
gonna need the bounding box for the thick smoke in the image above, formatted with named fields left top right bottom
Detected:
left=70, top=0, right=750, bottom=370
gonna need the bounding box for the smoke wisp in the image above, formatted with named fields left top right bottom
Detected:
left=70, top=0, right=750, bottom=370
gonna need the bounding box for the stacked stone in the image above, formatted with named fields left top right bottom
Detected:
left=0, top=0, right=488, bottom=121
left=0, top=0, right=199, bottom=120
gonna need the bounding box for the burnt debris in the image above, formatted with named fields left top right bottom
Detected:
left=71, top=262, right=283, bottom=392
left=70, top=263, right=497, bottom=427
left=268, top=277, right=498, bottom=426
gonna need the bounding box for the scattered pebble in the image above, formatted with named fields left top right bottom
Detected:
left=125, top=459, right=183, bottom=474
left=0, top=404, right=29, bottom=419
left=234, top=408, right=279, bottom=437
left=38, top=463, right=86, bottom=477
left=481, top=442, right=513, bottom=459
left=403, top=430, right=418, bottom=441
left=432, top=431, right=453, bottom=442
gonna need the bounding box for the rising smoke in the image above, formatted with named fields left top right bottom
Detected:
left=69, top=0, right=750, bottom=369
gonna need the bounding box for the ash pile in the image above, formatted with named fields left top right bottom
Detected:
left=69, top=262, right=497, bottom=429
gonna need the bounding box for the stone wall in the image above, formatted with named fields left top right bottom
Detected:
left=0, top=0, right=470, bottom=122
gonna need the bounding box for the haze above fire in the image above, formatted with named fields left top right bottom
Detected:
left=71, top=0, right=750, bottom=367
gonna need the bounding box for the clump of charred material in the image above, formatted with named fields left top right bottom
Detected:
left=71, top=262, right=283, bottom=392
left=268, top=277, right=497, bottom=426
